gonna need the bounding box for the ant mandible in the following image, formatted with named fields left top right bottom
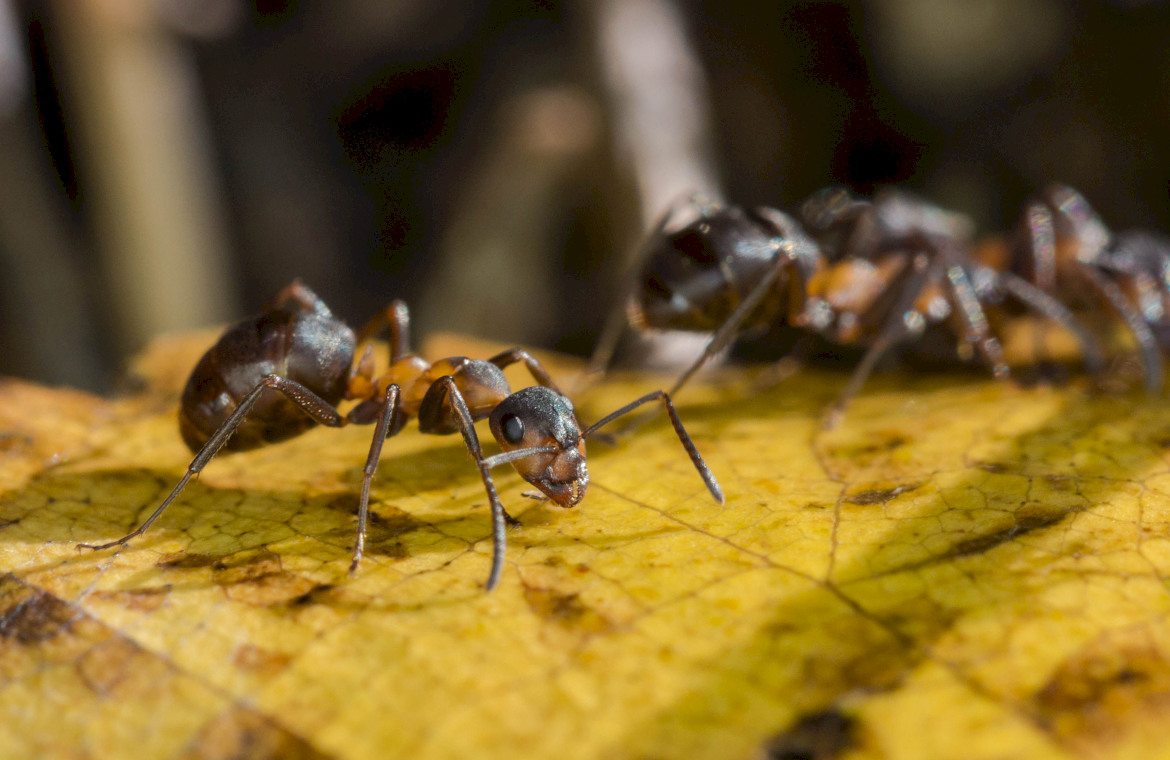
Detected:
left=80, top=280, right=723, bottom=591
left=590, top=189, right=1105, bottom=427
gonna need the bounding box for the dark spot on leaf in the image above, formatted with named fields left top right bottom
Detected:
left=827, top=432, right=910, bottom=464
left=175, top=707, right=330, bottom=760
left=978, top=461, right=1009, bottom=474
left=1044, top=474, right=1077, bottom=492
left=0, top=582, right=76, bottom=644
left=89, top=585, right=172, bottom=613
left=232, top=643, right=292, bottom=678
left=844, top=482, right=921, bottom=506
left=208, top=549, right=317, bottom=606
left=1034, top=629, right=1170, bottom=755
left=759, top=709, right=856, bottom=760
left=285, top=583, right=336, bottom=608
left=0, top=431, right=33, bottom=454
left=156, top=552, right=221, bottom=569
left=522, top=586, right=609, bottom=634
left=949, top=505, right=1068, bottom=558
left=325, top=493, right=422, bottom=544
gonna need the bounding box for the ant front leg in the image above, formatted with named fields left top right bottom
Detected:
left=421, top=376, right=557, bottom=591
left=78, top=375, right=349, bottom=554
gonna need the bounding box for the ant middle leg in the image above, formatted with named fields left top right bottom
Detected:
left=822, top=253, right=940, bottom=429
left=355, top=299, right=412, bottom=363
left=348, top=383, right=402, bottom=572
left=489, top=349, right=564, bottom=393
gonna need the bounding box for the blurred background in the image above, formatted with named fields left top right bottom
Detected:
left=0, top=0, right=1168, bottom=392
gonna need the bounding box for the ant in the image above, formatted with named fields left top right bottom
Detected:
left=590, top=188, right=1105, bottom=427
left=79, top=281, right=723, bottom=591
left=976, top=183, right=1170, bottom=391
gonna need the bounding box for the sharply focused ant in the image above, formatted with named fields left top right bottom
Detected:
left=976, top=183, right=1170, bottom=391
left=79, top=281, right=723, bottom=591
left=590, top=188, right=1106, bottom=427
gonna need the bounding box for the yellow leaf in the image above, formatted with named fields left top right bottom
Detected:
left=2, top=332, right=1169, bottom=760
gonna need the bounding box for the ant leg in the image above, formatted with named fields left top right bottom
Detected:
left=995, top=270, right=1106, bottom=375
left=489, top=349, right=563, bottom=394
left=583, top=390, right=723, bottom=505
left=823, top=255, right=938, bottom=429
left=1044, top=184, right=1111, bottom=257
left=1076, top=263, right=1163, bottom=391
left=347, top=383, right=402, bottom=573
left=1021, top=202, right=1058, bottom=293
left=266, top=279, right=332, bottom=317
left=667, top=246, right=809, bottom=397
left=429, top=376, right=523, bottom=591
left=586, top=194, right=715, bottom=383
left=79, top=375, right=348, bottom=553
left=1021, top=201, right=1058, bottom=363
left=355, top=300, right=411, bottom=363
left=346, top=344, right=377, bottom=400
left=938, top=245, right=1009, bottom=379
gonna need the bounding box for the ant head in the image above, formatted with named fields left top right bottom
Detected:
left=489, top=386, right=588, bottom=507
left=635, top=206, right=789, bottom=332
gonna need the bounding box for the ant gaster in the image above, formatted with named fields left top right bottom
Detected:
left=80, top=281, right=723, bottom=591
left=591, top=190, right=1104, bottom=427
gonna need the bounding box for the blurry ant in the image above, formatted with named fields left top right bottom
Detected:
left=590, top=189, right=1104, bottom=427
left=79, top=281, right=723, bottom=591
left=977, top=183, right=1170, bottom=391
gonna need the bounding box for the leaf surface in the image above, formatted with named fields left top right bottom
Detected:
left=2, top=333, right=1169, bottom=760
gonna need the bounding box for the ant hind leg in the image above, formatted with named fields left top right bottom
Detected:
left=78, top=375, right=348, bottom=554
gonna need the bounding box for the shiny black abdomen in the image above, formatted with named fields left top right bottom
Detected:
left=178, top=308, right=356, bottom=452
left=635, top=207, right=788, bottom=332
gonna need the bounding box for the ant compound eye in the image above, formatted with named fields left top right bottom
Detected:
left=501, top=414, right=525, bottom=444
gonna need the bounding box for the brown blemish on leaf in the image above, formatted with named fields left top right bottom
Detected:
left=1035, top=628, right=1170, bottom=756
left=949, top=504, right=1071, bottom=559
left=284, top=583, right=338, bottom=609
left=843, top=482, right=922, bottom=506
left=0, top=576, right=77, bottom=644
left=209, top=549, right=317, bottom=606
left=232, top=643, right=293, bottom=679
left=756, top=708, right=857, bottom=760
left=826, top=431, right=910, bottom=464
left=88, top=585, right=172, bottom=613
left=174, top=707, right=331, bottom=760
left=76, top=636, right=141, bottom=696
left=0, top=431, right=33, bottom=454
left=522, top=585, right=610, bottom=635
left=157, top=552, right=221, bottom=569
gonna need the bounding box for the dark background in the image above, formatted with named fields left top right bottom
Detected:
left=1, top=0, right=1167, bottom=392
